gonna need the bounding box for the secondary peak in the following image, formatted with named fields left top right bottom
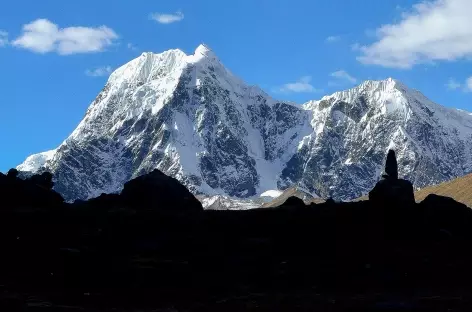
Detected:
left=194, top=43, right=217, bottom=59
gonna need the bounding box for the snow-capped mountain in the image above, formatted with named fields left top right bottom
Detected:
left=18, top=44, right=472, bottom=202
left=291, top=78, right=472, bottom=200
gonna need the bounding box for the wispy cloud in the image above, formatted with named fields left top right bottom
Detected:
left=276, top=76, right=322, bottom=93
left=0, top=30, right=8, bottom=47
left=12, top=19, right=118, bottom=55
left=465, top=77, right=472, bottom=92
left=150, top=11, right=184, bottom=24
left=351, top=43, right=361, bottom=51
left=357, top=0, right=472, bottom=69
left=326, top=35, right=341, bottom=43
left=446, top=78, right=461, bottom=90
left=127, top=43, right=137, bottom=51
left=443, top=77, right=472, bottom=92
left=85, top=66, right=113, bottom=77
left=330, top=70, right=357, bottom=84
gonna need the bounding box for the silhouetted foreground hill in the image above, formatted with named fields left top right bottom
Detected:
left=356, top=173, right=472, bottom=207
left=260, top=186, right=325, bottom=208
left=2, top=168, right=472, bottom=311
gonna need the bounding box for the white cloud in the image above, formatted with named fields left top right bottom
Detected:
left=330, top=70, right=357, bottom=84
left=150, top=11, right=184, bottom=24
left=277, top=76, right=321, bottom=93
left=326, top=35, right=340, bottom=43
left=358, top=0, right=472, bottom=68
left=446, top=78, right=461, bottom=90
left=465, top=77, right=472, bottom=92
left=12, top=19, right=118, bottom=55
left=85, top=66, right=113, bottom=77
left=0, top=30, right=8, bottom=46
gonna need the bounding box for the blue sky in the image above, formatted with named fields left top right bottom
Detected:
left=1, top=0, right=472, bottom=172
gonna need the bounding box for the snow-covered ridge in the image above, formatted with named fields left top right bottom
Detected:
left=17, top=149, right=56, bottom=172
left=17, top=44, right=472, bottom=206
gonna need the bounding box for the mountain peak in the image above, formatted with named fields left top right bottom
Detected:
left=357, top=77, right=406, bottom=92
left=190, top=43, right=218, bottom=63
left=195, top=43, right=212, bottom=55
left=307, top=78, right=409, bottom=109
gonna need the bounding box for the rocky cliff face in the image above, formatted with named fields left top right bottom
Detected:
left=18, top=45, right=472, bottom=202
left=280, top=78, right=472, bottom=200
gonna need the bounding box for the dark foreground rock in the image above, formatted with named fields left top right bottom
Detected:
left=281, top=195, right=306, bottom=207
left=2, top=168, right=472, bottom=310
left=0, top=171, right=63, bottom=210
left=121, top=169, right=203, bottom=212
left=369, top=178, right=415, bottom=206
left=369, top=149, right=415, bottom=207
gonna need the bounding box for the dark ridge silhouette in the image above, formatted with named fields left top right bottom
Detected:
left=120, top=169, right=202, bottom=212
left=2, top=152, right=472, bottom=311
left=281, top=195, right=306, bottom=207
left=7, top=168, right=18, bottom=179
left=0, top=170, right=63, bottom=210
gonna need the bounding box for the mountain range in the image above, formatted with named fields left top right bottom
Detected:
left=17, top=44, right=472, bottom=204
